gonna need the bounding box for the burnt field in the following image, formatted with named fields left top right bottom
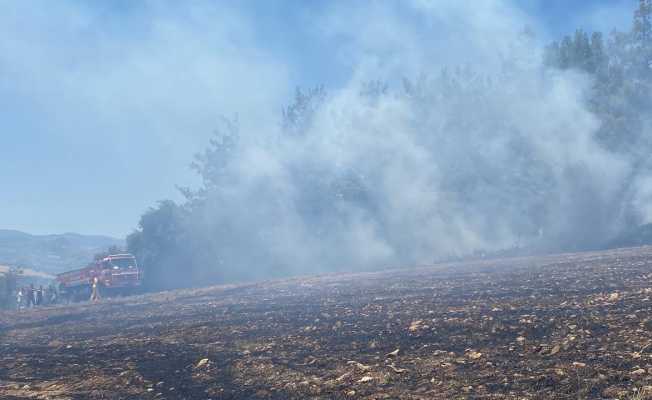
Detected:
left=4, top=248, right=652, bottom=399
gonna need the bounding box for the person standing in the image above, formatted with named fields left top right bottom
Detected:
left=90, top=277, right=101, bottom=302
left=27, top=284, right=35, bottom=308
left=36, top=285, right=44, bottom=306
left=16, top=287, right=23, bottom=309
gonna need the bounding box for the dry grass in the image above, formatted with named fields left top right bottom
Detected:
left=4, top=246, right=652, bottom=398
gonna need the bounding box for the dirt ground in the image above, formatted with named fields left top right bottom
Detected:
left=4, top=247, right=652, bottom=399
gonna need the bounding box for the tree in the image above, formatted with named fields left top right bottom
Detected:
left=180, top=118, right=240, bottom=207
left=123, top=1, right=652, bottom=291
left=544, top=29, right=599, bottom=73
left=631, top=0, right=652, bottom=84
left=589, top=32, right=607, bottom=74
left=0, top=270, right=17, bottom=309
left=281, top=87, right=326, bottom=137
left=633, top=0, right=652, bottom=44
left=127, top=200, right=189, bottom=290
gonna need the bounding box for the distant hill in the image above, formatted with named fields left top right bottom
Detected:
left=0, top=230, right=123, bottom=274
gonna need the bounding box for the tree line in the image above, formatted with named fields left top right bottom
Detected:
left=126, top=1, right=652, bottom=291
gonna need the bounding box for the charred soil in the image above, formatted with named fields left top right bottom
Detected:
left=4, top=247, right=652, bottom=399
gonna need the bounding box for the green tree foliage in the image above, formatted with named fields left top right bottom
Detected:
left=282, top=87, right=326, bottom=137
left=0, top=270, right=17, bottom=309
left=545, top=1, right=652, bottom=152
left=539, top=1, right=652, bottom=243
left=544, top=29, right=606, bottom=74
left=127, top=200, right=189, bottom=290
left=128, top=89, right=333, bottom=290
left=128, top=2, right=652, bottom=291
left=184, top=118, right=240, bottom=203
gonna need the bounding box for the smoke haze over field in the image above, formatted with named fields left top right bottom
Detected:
left=186, top=55, right=627, bottom=278
left=2, top=1, right=650, bottom=283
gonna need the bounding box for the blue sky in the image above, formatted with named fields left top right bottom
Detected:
left=0, top=0, right=637, bottom=238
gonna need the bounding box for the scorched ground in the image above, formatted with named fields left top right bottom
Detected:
left=3, top=247, right=652, bottom=399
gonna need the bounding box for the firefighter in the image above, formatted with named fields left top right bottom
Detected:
left=36, top=285, right=44, bottom=306
left=27, top=284, right=35, bottom=308
left=90, top=277, right=101, bottom=302
left=16, top=287, right=23, bottom=309
left=32, top=284, right=38, bottom=307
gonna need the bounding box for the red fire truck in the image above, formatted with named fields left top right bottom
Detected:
left=56, top=254, right=142, bottom=302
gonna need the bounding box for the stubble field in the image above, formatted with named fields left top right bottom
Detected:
left=3, top=247, right=652, bottom=399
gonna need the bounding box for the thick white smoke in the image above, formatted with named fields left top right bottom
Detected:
left=1, top=0, right=641, bottom=281
left=183, top=1, right=636, bottom=280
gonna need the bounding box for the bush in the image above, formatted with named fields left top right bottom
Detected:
left=0, top=271, right=17, bottom=309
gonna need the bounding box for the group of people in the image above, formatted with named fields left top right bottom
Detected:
left=12, top=278, right=103, bottom=309
left=15, top=283, right=57, bottom=309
